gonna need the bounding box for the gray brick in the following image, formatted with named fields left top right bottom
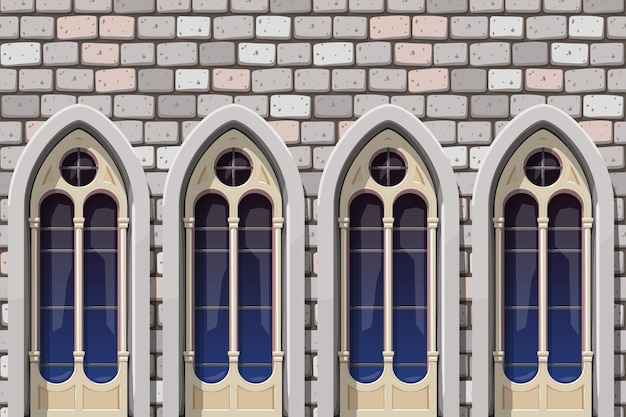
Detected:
left=158, top=95, right=196, bottom=118
left=0, top=70, right=16, bottom=92
left=157, top=43, right=197, bottom=66
left=114, top=95, right=155, bottom=119
left=295, top=17, right=332, bottom=39
left=427, top=0, right=467, bottom=13
left=193, top=0, right=227, bottom=11
left=199, top=42, right=235, bottom=66
left=565, top=68, right=605, bottom=93
left=0, top=17, right=18, bottom=39
left=301, top=121, right=335, bottom=144
left=0, top=122, right=21, bottom=144
left=121, top=43, right=155, bottom=66
left=470, top=0, right=503, bottom=11
left=20, top=17, right=54, bottom=39
left=583, top=0, right=623, bottom=12
left=295, top=69, right=330, bottom=92
left=290, top=146, right=312, bottom=169
left=145, top=122, right=178, bottom=144
left=1, top=95, right=39, bottom=118
left=369, top=69, right=406, bottom=92
left=526, top=16, right=566, bottom=40
left=138, top=69, right=174, bottom=92
left=301, top=172, right=322, bottom=196
left=182, top=121, right=199, bottom=139
left=157, top=0, right=190, bottom=11
left=75, top=0, right=112, bottom=12
left=56, top=68, right=94, bottom=92
left=333, top=16, right=367, bottom=39
left=278, top=43, right=311, bottom=66
left=512, top=42, right=548, bottom=66
left=427, top=95, right=468, bottom=119
left=138, top=16, right=175, bottom=39
left=114, top=120, right=143, bottom=144
left=615, top=122, right=626, bottom=144
left=354, top=94, right=389, bottom=116
left=451, top=16, right=488, bottom=39
left=505, top=0, right=540, bottom=11
left=544, top=0, right=580, bottom=12
left=591, top=43, right=625, bottom=66
left=114, top=0, right=154, bottom=12
left=18, top=69, right=52, bottom=92
left=349, top=0, right=384, bottom=12
left=213, top=16, right=253, bottom=40
left=470, top=42, right=510, bottom=66
left=231, top=0, right=267, bottom=12
left=547, top=95, right=582, bottom=117
left=356, top=42, right=392, bottom=65
left=451, top=69, right=487, bottom=92
left=252, top=69, right=292, bottom=93
left=470, top=95, right=509, bottom=118
left=458, top=121, right=491, bottom=144
left=388, top=0, right=424, bottom=12
left=235, top=95, right=268, bottom=117
left=313, top=146, right=333, bottom=170
left=391, top=95, right=425, bottom=117
left=43, top=42, right=79, bottom=66
left=314, top=0, right=346, bottom=11
left=145, top=172, right=167, bottom=196
left=434, top=43, right=468, bottom=66
left=41, top=94, right=76, bottom=117
left=197, top=94, right=233, bottom=116
left=1, top=0, right=34, bottom=11
left=78, top=95, right=112, bottom=116
left=36, top=0, right=71, bottom=11
left=608, top=17, right=626, bottom=39
left=510, top=94, right=545, bottom=116
left=271, top=0, right=310, bottom=12
left=609, top=69, right=626, bottom=93
left=314, top=95, right=352, bottom=118
left=332, top=69, right=366, bottom=92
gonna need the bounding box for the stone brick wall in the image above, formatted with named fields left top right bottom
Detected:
left=0, top=0, right=625, bottom=416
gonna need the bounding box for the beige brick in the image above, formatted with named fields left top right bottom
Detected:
left=408, top=68, right=449, bottom=92
left=82, top=43, right=119, bottom=66
left=269, top=120, right=299, bottom=144
left=525, top=68, right=563, bottom=91
left=212, top=68, right=250, bottom=91
left=57, top=16, right=97, bottom=40
left=99, top=16, right=135, bottom=39
left=370, top=16, right=410, bottom=40
left=95, top=68, right=136, bottom=93
left=579, top=121, right=613, bottom=144
left=394, top=43, right=431, bottom=66
left=412, top=16, right=447, bottom=39
left=25, top=121, right=44, bottom=141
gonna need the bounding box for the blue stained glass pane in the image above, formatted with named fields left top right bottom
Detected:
left=195, top=194, right=228, bottom=227
left=84, top=309, right=118, bottom=364
left=238, top=309, right=272, bottom=382
left=195, top=230, right=228, bottom=249
left=40, top=252, right=74, bottom=307
left=84, top=195, right=116, bottom=227
left=239, top=195, right=271, bottom=227
left=349, top=309, right=383, bottom=367
left=350, top=194, right=383, bottom=227
left=548, top=251, right=581, bottom=306
left=547, top=366, right=582, bottom=383
left=195, top=252, right=228, bottom=307
left=548, top=309, right=582, bottom=364
left=350, top=230, right=384, bottom=250
left=393, top=309, right=427, bottom=382
left=393, top=251, right=427, bottom=306
left=239, top=229, right=272, bottom=250
left=394, top=366, right=428, bottom=383
left=393, top=194, right=427, bottom=227
left=84, top=252, right=118, bottom=307
left=549, top=194, right=581, bottom=227
left=349, top=365, right=384, bottom=383
left=503, top=366, right=538, bottom=383
left=40, top=366, right=74, bottom=383
left=504, top=252, right=538, bottom=307
left=40, top=308, right=74, bottom=364
left=84, top=230, right=117, bottom=250
left=195, top=308, right=229, bottom=381
left=40, top=230, right=73, bottom=249
left=239, top=252, right=272, bottom=306
left=84, top=365, right=118, bottom=383
left=393, top=230, right=426, bottom=250
left=41, top=194, right=73, bottom=227
left=504, top=194, right=538, bottom=227
left=504, top=230, right=537, bottom=249
left=239, top=366, right=273, bottom=383
left=504, top=309, right=538, bottom=366
left=350, top=252, right=383, bottom=307
left=548, top=230, right=581, bottom=250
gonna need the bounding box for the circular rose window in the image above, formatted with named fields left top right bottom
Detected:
left=60, top=148, right=97, bottom=187
left=525, top=148, right=561, bottom=187
left=215, top=149, right=252, bottom=187
left=370, top=149, right=407, bottom=187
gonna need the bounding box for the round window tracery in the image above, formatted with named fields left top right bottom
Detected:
left=215, top=149, right=252, bottom=187
left=60, top=148, right=97, bottom=187
left=369, top=148, right=406, bottom=187
left=525, top=148, right=561, bottom=187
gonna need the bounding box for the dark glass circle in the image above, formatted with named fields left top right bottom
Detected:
left=525, top=149, right=561, bottom=187
left=60, top=148, right=97, bottom=187
left=215, top=149, right=252, bottom=187
left=370, top=149, right=406, bottom=187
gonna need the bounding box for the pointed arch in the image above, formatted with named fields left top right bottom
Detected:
left=317, top=104, right=459, bottom=417
left=471, top=104, right=614, bottom=417
left=8, top=104, right=151, bottom=416
left=161, top=104, right=305, bottom=416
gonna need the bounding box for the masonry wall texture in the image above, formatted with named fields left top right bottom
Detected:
left=0, top=0, right=625, bottom=416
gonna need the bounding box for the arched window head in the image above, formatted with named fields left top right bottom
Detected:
left=184, top=129, right=284, bottom=416
left=338, top=129, right=438, bottom=416
left=493, top=129, right=592, bottom=416
left=29, top=129, right=129, bottom=416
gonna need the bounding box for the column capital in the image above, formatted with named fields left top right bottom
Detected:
left=338, top=218, right=350, bottom=229
left=183, top=217, right=194, bottom=229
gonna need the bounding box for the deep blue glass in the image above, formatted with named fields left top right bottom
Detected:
left=194, top=253, right=229, bottom=308
left=39, top=194, right=75, bottom=383
left=349, top=309, right=384, bottom=382
left=238, top=194, right=273, bottom=383
left=195, top=308, right=229, bottom=382
left=393, top=310, right=427, bottom=382
left=83, top=194, right=119, bottom=383
left=503, top=194, right=539, bottom=383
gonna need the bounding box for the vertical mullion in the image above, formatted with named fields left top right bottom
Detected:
left=383, top=217, right=394, bottom=355
left=538, top=217, right=549, bottom=356
left=273, top=218, right=283, bottom=353
left=228, top=217, right=239, bottom=356
left=428, top=217, right=438, bottom=352
left=494, top=218, right=504, bottom=353
left=339, top=218, right=349, bottom=354
left=74, top=216, right=85, bottom=355
left=582, top=217, right=592, bottom=353
left=118, top=217, right=129, bottom=354
left=30, top=217, right=40, bottom=352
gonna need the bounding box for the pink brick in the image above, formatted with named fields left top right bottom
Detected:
left=100, top=16, right=135, bottom=40
left=370, top=16, right=410, bottom=40
left=269, top=120, right=299, bottom=144
left=395, top=43, right=432, bottom=66
left=57, top=16, right=97, bottom=40
left=460, top=277, right=471, bottom=299
left=151, top=276, right=162, bottom=300
left=26, top=121, right=44, bottom=141
left=96, top=68, right=136, bottom=93
left=82, top=43, right=119, bottom=66
left=525, top=69, right=563, bottom=91
left=212, top=69, right=250, bottom=92
left=413, top=16, right=447, bottom=39
left=338, top=121, right=355, bottom=139
left=0, top=252, right=7, bottom=275
left=408, top=68, right=449, bottom=93
left=579, top=121, right=613, bottom=144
